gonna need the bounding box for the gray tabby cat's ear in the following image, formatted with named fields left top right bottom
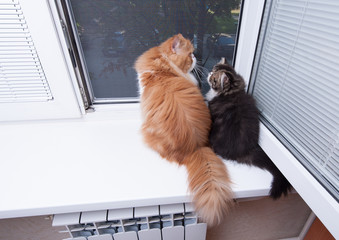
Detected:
left=218, top=57, right=226, bottom=64
left=221, top=72, right=229, bottom=90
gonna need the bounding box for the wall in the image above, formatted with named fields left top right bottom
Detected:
left=207, top=193, right=311, bottom=240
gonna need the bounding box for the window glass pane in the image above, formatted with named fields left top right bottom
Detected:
left=68, top=0, right=242, bottom=101
left=250, top=0, right=339, bottom=200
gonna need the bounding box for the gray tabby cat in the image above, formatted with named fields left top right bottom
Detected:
left=206, top=58, right=291, bottom=199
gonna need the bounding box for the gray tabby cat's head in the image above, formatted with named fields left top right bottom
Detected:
left=207, top=58, right=245, bottom=95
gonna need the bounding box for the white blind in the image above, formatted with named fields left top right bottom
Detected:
left=0, top=0, right=53, bottom=103
left=251, top=0, right=339, bottom=198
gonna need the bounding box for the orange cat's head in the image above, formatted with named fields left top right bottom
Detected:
left=135, top=34, right=196, bottom=76
left=160, top=34, right=196, bottom=73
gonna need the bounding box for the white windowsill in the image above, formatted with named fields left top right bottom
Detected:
left=0, top=103, right=274, bottom=220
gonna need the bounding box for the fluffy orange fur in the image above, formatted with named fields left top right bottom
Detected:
left=135, top=34, right=233, bottom=226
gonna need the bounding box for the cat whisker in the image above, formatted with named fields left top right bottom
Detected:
left=194, top=66, right=207, bottom=76
left=192, top=66, right=211, bottom=88
left=194, top=65, right=209, bottom=78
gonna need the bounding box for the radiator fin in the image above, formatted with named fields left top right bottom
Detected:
left=53, top=203, right=207, bottom=240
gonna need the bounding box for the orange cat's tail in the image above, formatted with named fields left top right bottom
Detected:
left=184, top=147, right=233, bottom=226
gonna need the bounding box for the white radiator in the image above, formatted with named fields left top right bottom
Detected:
left=52, top=203, right=207, bottom=240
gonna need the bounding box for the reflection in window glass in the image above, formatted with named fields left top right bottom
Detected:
left=69, top=0, right=241, bottom=101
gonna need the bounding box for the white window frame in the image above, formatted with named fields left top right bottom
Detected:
left=235, top=0, right=339, bottom=238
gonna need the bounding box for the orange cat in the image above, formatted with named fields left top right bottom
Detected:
left=134, top=34, right=233, bottom=226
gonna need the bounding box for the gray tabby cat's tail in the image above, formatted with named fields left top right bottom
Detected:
left=238, top=146, right=292, bottom=199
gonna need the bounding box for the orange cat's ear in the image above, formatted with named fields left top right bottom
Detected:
left=171, top=35, right=181, bottom=54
